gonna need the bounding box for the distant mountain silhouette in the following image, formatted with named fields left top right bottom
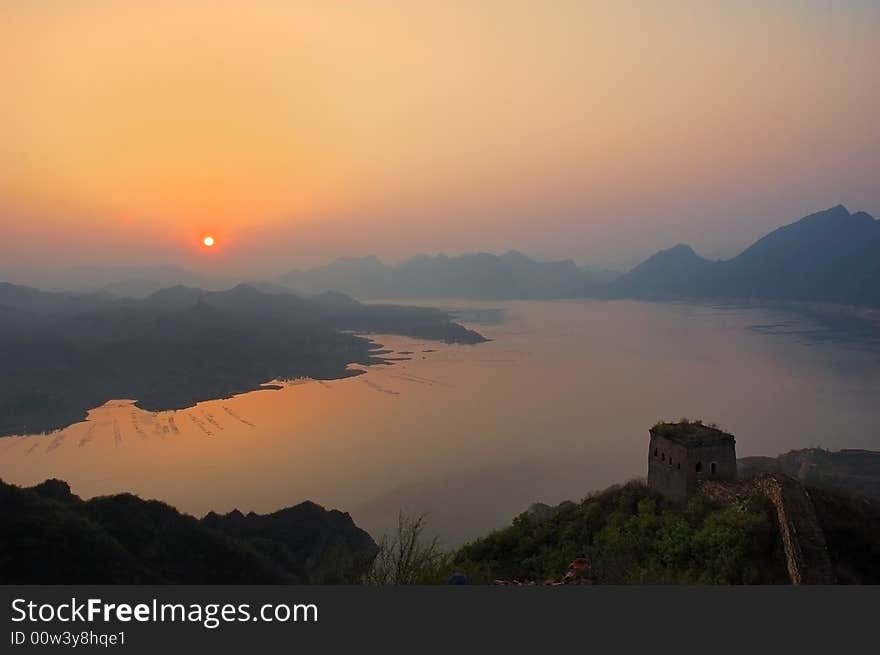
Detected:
left=0, top=479, right=376, bottom=584
left=0, top=283, right=485, bottom=436
left=19, top=206, right=878, bottom=307
left=99, top=275, right=293, bottom=300
left=601, top=206, right=880, bottom=306
left=279, top=251, right=611, bottom=299
left=603, top=244, right=714, bottom=299
left=0, top=282, right=108, bottom=318
left=28, top=265, right=233, bottom=297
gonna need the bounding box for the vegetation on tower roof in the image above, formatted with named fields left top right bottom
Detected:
left=651, top=419, right=733, bottom=444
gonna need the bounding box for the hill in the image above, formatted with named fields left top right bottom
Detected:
left=451, top=478, right=880, bottom=584
left=0, top=282, right=485, bottom=436
left=738, top=448, right=880, bottom=500
left=453, top=481, right=789, bottom=584
left=29, top=265, right=232, bottom=297
left=602, top=206, right=880, bottom=306
left=602, top=244, right=714, bottom=299
left=0, top=479, right=376, bottom=584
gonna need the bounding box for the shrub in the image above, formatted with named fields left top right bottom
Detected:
left=361, top=513, right=452, bottom=585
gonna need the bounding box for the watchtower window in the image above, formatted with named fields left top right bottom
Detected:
left=661, top=453, right=665, bottom=461
left=676, top=462, right=680, bottom=469
left=695, top=462, right=703, bottom=473
left=710, top=462, right=717, bottom=475
left=654, top=448, right=658, bottom=457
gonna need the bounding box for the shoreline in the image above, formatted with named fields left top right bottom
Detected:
left=0, top=334, right=450, bottom=439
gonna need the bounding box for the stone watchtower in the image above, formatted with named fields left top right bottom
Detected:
left=647, top=421, right=736, bottom=502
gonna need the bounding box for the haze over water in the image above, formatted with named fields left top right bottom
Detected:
left=2, top=299, right=878, bottom=545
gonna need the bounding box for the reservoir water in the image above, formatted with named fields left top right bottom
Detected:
left=2, top=299, right=879, bottom=545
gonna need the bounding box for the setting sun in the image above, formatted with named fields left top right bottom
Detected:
left=203, top=236, right=215, bottom=248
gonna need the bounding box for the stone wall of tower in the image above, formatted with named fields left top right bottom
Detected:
left=686, top=442, right=737, bottom=487
left=648, top=430, right=736, bottom=502
left=647, top=434, right=691, bottom=502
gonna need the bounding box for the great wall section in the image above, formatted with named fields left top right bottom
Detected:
left=700, top=474, right=836, bottom=584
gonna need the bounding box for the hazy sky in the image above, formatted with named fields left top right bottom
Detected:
left=2, top=1, right=879, bottom=278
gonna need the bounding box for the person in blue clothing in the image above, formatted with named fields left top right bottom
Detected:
left=447, top=571, right=468, bottom=585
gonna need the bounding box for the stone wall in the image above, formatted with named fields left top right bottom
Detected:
left=689, top=442, right=737, bottom=485
left=699, top=474, right=836, bottom=585
left=648, top=435, right=690, bottom=502
left=648, top=434, right=736, bottom=502
left=751, top=475, right=836, bottom=585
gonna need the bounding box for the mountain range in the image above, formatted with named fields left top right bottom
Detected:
left=9, top=205, right=878, bottom=307
left=276, top=205, right=880, bottom=306
left=0, top=479, right=376, bottom=584
left=281, top=205, right=878, bottom=306
left=604, top=205, right=880, bottom=305
left=278, top=251, right=613, bottom=299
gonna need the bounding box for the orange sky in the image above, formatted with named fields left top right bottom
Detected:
left=1, top=1, right=878, bottom=276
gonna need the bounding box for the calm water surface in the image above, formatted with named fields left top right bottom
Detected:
left=2, top=300, right=879, bottom=545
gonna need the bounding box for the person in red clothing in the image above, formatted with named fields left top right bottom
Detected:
left=563, top=555, right=592, bottom=583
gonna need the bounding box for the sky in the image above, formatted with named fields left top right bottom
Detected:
left=1, top=0, right=879, bottom=280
